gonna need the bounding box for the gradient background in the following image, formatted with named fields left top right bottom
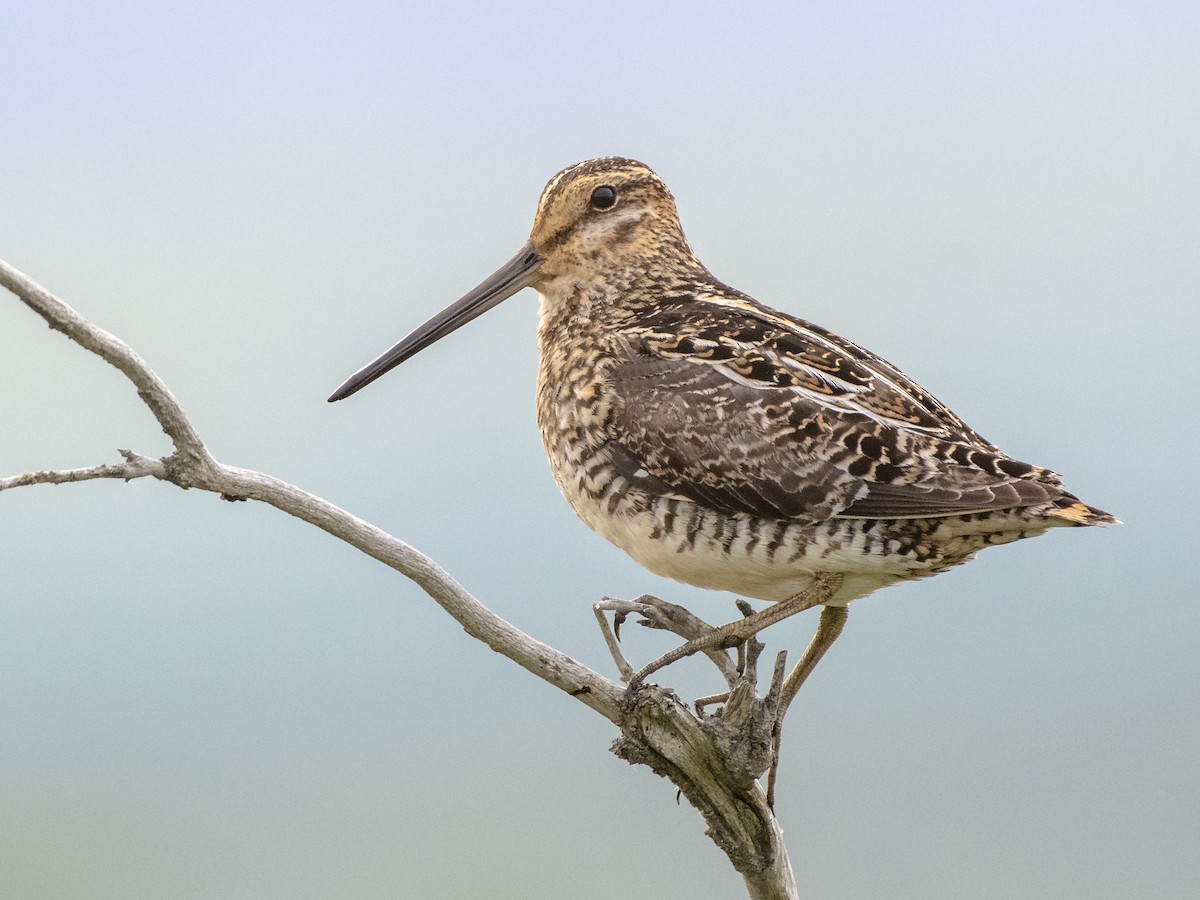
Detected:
left=2, top=2, right=1197, bottom=898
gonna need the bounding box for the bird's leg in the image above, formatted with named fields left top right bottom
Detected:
left=765, top=604, right=849, bottom=809
left=594, top=596, right=740, bottom=686
left=776, top=605, right=849, bottom=722
left=627, top=573, right=843, bottom=690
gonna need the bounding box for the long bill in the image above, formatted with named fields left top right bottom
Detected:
left=327, top=240, right=542, bottom=402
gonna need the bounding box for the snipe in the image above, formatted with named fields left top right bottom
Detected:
left=329, top=157, right=1115, bottom=695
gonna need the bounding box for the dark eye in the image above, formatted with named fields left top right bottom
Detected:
left=590, top=185, right=617, bottom=210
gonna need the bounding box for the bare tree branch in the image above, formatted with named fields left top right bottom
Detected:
left=0, top=258, right=623, bottom=720
left=1, top=259, right=213, bottom=475
left=1, top=257, right=802, bottom=899
left=0, top=450, right=164, bottom=491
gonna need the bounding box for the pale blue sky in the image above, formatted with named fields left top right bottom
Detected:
left=2, top=2, right=1197, bottom=898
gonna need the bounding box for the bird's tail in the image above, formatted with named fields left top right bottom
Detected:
left=1046, top=499, right=1120, bottom=526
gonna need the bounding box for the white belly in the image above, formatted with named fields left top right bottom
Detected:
left=565, top=478, right=906, bottom=606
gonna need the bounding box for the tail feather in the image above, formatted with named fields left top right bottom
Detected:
left=1047, top=499, right=1120, bottom=526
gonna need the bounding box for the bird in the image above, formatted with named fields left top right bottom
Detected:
left=328, top=156, right=1116, bottom=698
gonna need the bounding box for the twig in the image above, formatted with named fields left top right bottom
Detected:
left=0, top=260, right=213, bottom=475
left=0, top=450, right=164, bottom=491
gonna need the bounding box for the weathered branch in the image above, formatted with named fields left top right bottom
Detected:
left=0, top=258, right=623, bottom=718
left=0, top=450, right=164, bottom=491
left=1, top=258, right=801, bottom=899
left=0, top=260, right=213, bottom=475
left=615, top=683, right=796, bottom=899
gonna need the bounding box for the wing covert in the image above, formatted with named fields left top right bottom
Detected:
left=604, top=306, right=1069, bottom=524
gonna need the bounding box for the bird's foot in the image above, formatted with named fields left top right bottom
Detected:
left=623, top=575, right=843, bottom=692
left=627, top=618, right=759, bottom=691
left=625, top=583, right=833, bottom=691
left=595, top=595, right=742, bottom=686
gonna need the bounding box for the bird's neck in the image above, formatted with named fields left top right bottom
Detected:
left=536, top=251, right=712, bottom=331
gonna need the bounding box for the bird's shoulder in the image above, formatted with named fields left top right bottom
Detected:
left=615, top=285, right=991, bottom=446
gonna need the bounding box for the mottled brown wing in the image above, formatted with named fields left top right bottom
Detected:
left=605, top=351, right=862, bottom=521
left=605, top=309, right=1069, bottom=524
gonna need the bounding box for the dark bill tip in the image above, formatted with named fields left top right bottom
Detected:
left=327, top=241, right=541, bottom=402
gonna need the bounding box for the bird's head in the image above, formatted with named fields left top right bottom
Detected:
left=328, top=157, right=694, bottom=403
left=527, top=157, right=691, bottom=288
